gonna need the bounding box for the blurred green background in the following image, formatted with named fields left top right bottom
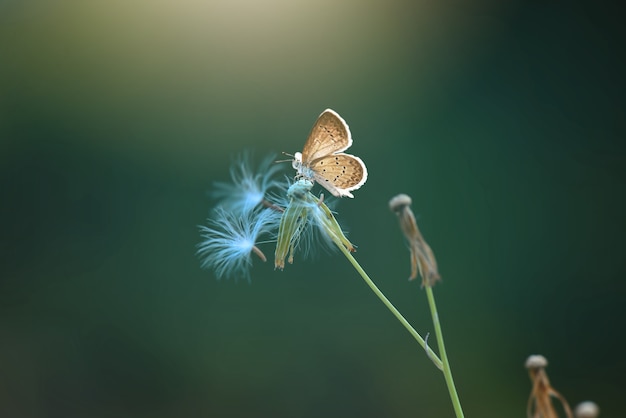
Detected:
left=1, top=0, right=624, bottom=416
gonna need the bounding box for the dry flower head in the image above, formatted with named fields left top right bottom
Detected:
left=574, top=401, right=599, bottom=418
left=389, top=194, right=441, bottom=287
left=525, top=354, right=573, bottom=418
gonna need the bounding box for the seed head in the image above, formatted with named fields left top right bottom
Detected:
left=197, top=206, right=279, bottom=281
left=211, top=152, right=284, bottom=214
left=275, top=180, right=354, bottom=269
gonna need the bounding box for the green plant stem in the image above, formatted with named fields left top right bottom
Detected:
left=337, top=244, right=443, bottom=370
left=425, top=286, right=464, bottom=418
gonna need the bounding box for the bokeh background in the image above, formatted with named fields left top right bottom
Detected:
left=1, top=0, right=624, bottom=416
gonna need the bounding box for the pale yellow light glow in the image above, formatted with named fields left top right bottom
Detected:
left=0, top=0, right=507, bottom=166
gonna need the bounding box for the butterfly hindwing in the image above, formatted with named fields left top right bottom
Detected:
left=309, top=153, right=368, bottom=198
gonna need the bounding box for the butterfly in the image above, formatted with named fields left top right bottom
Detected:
left=292, top=109, right=368, bottom=198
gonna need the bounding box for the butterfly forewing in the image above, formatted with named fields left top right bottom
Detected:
left=302, top=109, right=353, bottom=163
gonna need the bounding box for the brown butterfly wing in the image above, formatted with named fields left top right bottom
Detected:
left=309, top=153, right=368, bottom=198
left=301, top=109, right=352, bottom=163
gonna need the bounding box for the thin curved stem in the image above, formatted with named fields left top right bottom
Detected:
left=425, top=286, right=464, bottom=418
left=336, top=244, right=443, bottom=370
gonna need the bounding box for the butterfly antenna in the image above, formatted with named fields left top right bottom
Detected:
left=275, top=152, right=294, bottom=164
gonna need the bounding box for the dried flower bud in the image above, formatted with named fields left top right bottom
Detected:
left=389, top=194, right=441, bottom=287
left=389, top=194, right=413, bottom=212
left=574, top=401, right=599, bottom=418
left=525, top=354, right=573, bottom=418
left=525, top=354, right=549, bottom=369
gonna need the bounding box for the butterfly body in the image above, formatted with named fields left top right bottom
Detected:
left=293, top=109, right=367, bottom=198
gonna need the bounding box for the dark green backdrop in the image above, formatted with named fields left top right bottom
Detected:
left=1, top=1, right=624, bottom=416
